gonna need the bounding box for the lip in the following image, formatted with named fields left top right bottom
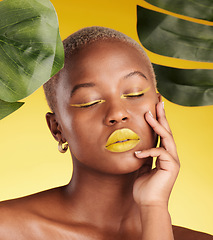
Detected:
left=105, top=128, right=140, bottom=153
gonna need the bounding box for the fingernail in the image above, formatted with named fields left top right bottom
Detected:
left=162, top=101, right=164, bottom=109
left=148, top=111, right=153, bottom=118
left=135, top=151, right=142, bottom=155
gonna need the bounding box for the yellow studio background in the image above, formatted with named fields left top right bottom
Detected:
left=1, top=0, right=213, bottom=235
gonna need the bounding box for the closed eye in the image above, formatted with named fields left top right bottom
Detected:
left=121, top=87, right=150, bottom=99
left=70, top=99, right=105, bottom=108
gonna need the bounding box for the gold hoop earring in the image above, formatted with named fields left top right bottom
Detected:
left=58, top=140, right=68, bottom=153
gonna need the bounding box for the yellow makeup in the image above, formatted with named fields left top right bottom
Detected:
left=105, top=128, right=140, bottom=153
left=70, top=99, right=105, bottom=108
left=70, top=87, right=150, bottom=108
left=121, top=86, right=150, bottom=99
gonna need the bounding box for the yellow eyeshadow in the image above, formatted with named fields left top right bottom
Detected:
left=121, top=87, right=150, bottom=98
left=70, top=99, right=106, bottom=108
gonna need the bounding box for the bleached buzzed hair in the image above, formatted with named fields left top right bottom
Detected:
left=43, top=26, right=156, bottom=112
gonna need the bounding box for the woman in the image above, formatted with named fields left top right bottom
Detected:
left=0, top=26, right=212, bottom=240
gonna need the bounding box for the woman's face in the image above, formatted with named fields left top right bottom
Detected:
left=55, top=40, right=159, bottom=174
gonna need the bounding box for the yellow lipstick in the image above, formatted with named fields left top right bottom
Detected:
left=105, top=128, right=140, bottom=153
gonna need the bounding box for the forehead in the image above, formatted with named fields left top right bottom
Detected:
left=62, top=40, right=152, bottom=86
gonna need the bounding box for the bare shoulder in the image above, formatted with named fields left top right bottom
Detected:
left=173, top=225, right=213, bottom=240
left=0, top=195, right=37, bottom=239
left=0, top=188, right=62, bottom=240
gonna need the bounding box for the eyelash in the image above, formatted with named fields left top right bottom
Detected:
left=121, top=87, right=150, bottom=99
left=71, top=87, right=150, bottom=108
left=70, top=100, right=105, bottom=108
left=121, top=92, right=144, bottom=98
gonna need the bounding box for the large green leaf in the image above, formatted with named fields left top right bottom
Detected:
left=154, top=64, right=213, bottom=106
left=0, top=99, right=24, bottom=120
left=137, top=6, right=213, bottom=62
left=0, top=0, right=64, bottom=119
left=145, top=0, right=213, bottom=22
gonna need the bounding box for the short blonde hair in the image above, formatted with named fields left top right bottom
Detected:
left=43, top=26, right=155, bottom=112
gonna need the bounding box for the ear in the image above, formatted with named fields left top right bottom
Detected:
left=46, top=112, right=66, bottom=143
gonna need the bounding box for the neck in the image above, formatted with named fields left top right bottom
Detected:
left=62, top=158, right=141, bottom=232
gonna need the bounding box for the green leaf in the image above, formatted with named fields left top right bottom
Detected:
left=137, top=6, right=213, bottom=62
left=145, top=0, right=213, bottom=22
left=153, top=64, right=213, bottom=106
left=0, top=0, right=64, bottom=103
left=0, top=99, right=24, bottom=120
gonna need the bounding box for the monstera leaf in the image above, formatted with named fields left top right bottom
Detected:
left=137, top=6, right=213, bottom=62
left=145, top=0, right=213, bottom=21
left=0, top=100, right=24, bottom=120
left=154, top=64, right=213, bottom=106
left=0, top=0, right=64, bottom=120
left=137, top=3, right=213, bottom=106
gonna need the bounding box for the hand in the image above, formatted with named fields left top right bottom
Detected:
left=133, top=101, right=180, bottom=208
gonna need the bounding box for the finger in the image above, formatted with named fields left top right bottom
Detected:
left=145, top=111, right=175, bottom=150
left=145, top=110, right=179, bottom=162
left=135, top=147, right=171, bottom=161
left=156, top=101, right=172, bottom=134
left=155, top=103, right=179, bottom=162
left=135, top=148, right=180, bottom=173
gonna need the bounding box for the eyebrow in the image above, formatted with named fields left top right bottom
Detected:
left=70, top=71, right=147, bottom=97
left=124, top=71, right=147, bottom=80
left=70, top=82, right=95, bottom=97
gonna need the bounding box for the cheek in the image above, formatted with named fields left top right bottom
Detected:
left=128, top=98, right=158, bottom=148
left=128, top=95, right=157, bottom=121
left=65, top=118, right=87, bottom=150
left=63, top=111, right=101, bottom=158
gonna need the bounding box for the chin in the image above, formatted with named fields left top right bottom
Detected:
left=103, top=150, right=149, bottom=175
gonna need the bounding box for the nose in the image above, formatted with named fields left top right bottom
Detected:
left=104, top=101, right=130, bottom=126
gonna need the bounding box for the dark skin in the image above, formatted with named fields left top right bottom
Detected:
left=0, top=40, right=212, bottom=240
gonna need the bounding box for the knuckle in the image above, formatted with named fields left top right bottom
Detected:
left=165, top=132, right=174, bottom=142
left=152, top=123, right=159, bottom=130
left=175, top=159, right=180, bottom=168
